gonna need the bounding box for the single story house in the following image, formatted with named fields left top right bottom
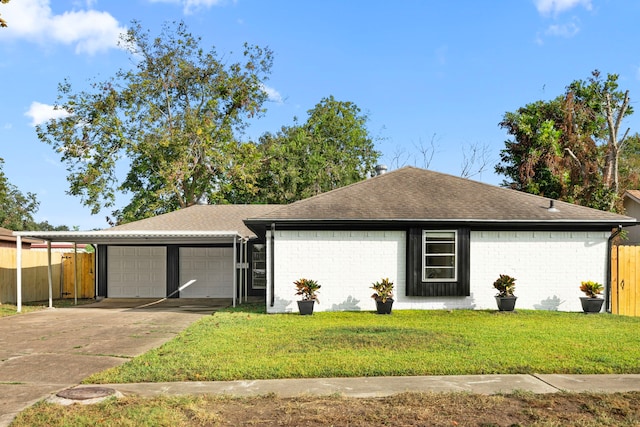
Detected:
left=244, top=167, right=637, bottom=313
left=0, top=227, right=41, bottom=249
left=622, top=190, right=640, bottom=243
left=13, top=167, right=637, bottom=313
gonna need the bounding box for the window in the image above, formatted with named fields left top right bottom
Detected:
left=422, top=230, right=457, bottom=282
left=251, top=244, right=267, bottom=289
left=406, top=227, right=469, bottom=297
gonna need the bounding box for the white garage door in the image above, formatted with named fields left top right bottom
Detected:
left=108, top=246, right=166, bottom=298
left=179, top=247, right=233, bottom=298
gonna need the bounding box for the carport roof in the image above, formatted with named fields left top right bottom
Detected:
left=13, top=204, right=281, bottom=244
left=13, top=230, right=244, bottom=245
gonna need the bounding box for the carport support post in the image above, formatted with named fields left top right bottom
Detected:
left=74, top=243, right=78, bottom=305
left=16, top=235, right=22, bottom=313
left=232, top=237, right=237, bottom=307
left=47, top=240, right=53, bottom=308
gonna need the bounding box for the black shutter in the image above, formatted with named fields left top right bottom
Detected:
left=406, top=227, right=470, bottom=297
left=167, top=245, right=179, bottom=298
left=97, top=245, right=107, bottom=297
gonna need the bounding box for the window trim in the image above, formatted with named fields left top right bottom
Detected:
left=422, top=229, right=458, bottom=283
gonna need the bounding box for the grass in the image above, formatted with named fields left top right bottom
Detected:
left=0, top=299, right=95, bottom=317
left=86, top=308, right=640, bottom=383
left=12, top=392, right=640, bottom=426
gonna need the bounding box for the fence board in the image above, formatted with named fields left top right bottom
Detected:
left=0, top=248, right=94, bottom=304
left=612, top=245, right=640, bottom=317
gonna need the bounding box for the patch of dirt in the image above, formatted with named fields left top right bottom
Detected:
left=201, top=391, right=640, bottom=426
left=14, top=391, right=640, bottom=426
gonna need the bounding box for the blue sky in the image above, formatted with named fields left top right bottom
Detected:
left=2, top=0, right=640, bottom=229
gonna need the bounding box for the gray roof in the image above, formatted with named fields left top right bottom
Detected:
left=14, top=205, right=281, bottom=244
left=110, top=204, right=280, bottom=238
left=246, top=167, right=636, bottom=225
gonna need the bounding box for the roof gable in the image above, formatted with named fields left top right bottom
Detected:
left=247, top=167, right=634, bottom=224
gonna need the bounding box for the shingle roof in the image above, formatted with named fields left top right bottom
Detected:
left=247, top=167, right=635, bottom=224
left=0, top=227, right=43, bottom=244
left=110, top=204, right=280, bottom=238
left=624, top=190, right=640, bottom=204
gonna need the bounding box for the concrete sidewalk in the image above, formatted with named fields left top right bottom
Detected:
left=92, top=374, right=640, bottom=399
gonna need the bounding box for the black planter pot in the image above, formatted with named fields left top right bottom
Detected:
left=580, top=297, right=604, bottom=313
left=375, top=298, right=394, bottom=314
left=297, top=300, right=315, bottom=315
left=495, top=296, right=517, bottom=312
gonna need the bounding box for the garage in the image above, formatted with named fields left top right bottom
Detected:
left=179, top=247, right=233, bottom=298
left=13, top=204, right=278, bottom=312
left=107, top=246, right=166, bottom=298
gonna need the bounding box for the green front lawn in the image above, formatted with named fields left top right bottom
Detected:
left=86, top=307, right=640, bottom=383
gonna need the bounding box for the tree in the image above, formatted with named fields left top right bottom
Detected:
left=568, top=71, right=633, bottom=197
left=236, top=96, right=380, bottom=204
left=496, top=70, right=636, bottom=211
left=0, top=159, right=39, bottom=230
left=1, top=0, right=9, bottom=28
left=37, top=20, right=273, bottom=224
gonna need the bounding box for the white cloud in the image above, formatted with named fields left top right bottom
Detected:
left=545, top=22, right=580, bottom=37
left=534, top=0, right=592, bottom=15
left=3, top=0, right=126, bottom=54
left=147, top=0, right=225, bottom=15
left=261, top=84, right=283, bottom=104
left=25, top=102, right=70, bottom=127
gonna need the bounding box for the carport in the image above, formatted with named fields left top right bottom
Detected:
left=12, top=230, right=249, bottom=312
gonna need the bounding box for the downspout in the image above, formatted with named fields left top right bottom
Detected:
left=270, top=223, right=275, bottom=307
left=606, top=225, right=623, bottom=313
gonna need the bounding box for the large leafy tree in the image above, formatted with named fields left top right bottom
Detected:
left=0, top=159, right=70, bottom=231
left=37, top=21, right=273, bottom=224
left=0, top=0, right=9, bottom=28
left=0, top=159, right=39, bottom=230
left=230, top=96, right=380, bottom=204
left=496, top=71, right=636, bottom=211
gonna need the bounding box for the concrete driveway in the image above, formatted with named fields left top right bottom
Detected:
left=0, top=298, right=228, bottom=426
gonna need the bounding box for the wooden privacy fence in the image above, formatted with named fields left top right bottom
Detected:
left=611, top=245, right=640, bottom=317
left=0, top=248, right=95, bottom=304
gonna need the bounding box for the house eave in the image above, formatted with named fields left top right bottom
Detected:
left=244, top=218, right=637, bottom=235
left=13, top=230, right=245, bottom=245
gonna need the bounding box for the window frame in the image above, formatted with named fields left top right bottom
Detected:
left=422, top=230, right=458, bottom=283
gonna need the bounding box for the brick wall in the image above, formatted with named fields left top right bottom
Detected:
left=267, top=229, right=610, bottom=313
left=469, top=230, right=609, bottom=312
left=268, top=230, right=405, bottom=313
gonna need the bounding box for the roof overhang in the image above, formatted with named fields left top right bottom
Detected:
left=244, top=218, right=639, bottom=236
left=13, top=230, right=244, bottom=245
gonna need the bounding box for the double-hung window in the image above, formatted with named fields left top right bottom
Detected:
left=422, top=230, right=457, bottom=282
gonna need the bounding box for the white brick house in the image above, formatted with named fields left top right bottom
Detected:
left=245, top=167, right=636, bottom=314
left=15, top=167, right=636, bottom=313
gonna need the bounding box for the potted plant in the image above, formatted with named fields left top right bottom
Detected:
left=294, top=278, right=320, bottom=315
left=371, top=278, right=394, bottom=314
left=579, top=280, right=604, bottom=313
left=493, top=274, right=517, bottom=312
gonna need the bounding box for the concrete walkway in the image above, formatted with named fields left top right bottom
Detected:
left=0, top=299, right=226, bottom=427
left=94, top=374, right=640, bottom=398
